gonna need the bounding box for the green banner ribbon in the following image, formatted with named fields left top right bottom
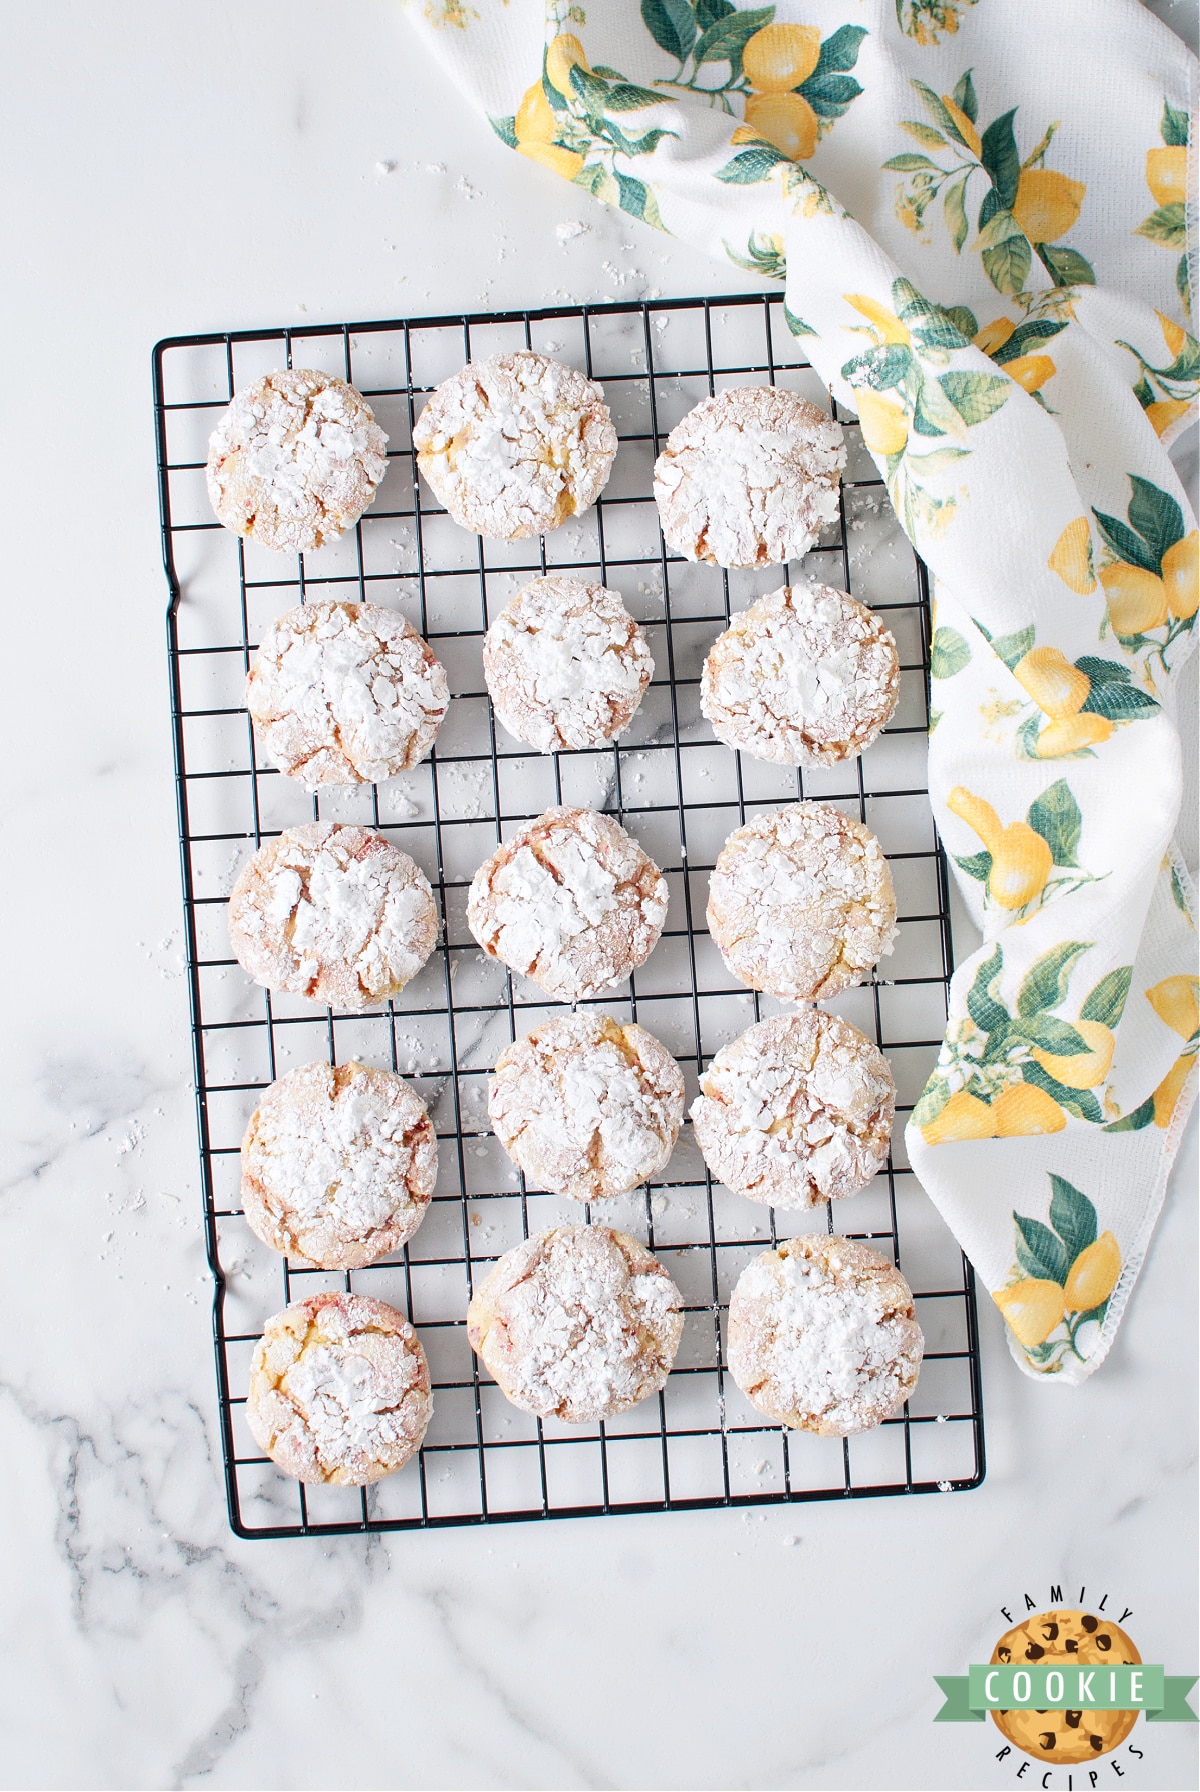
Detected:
left=935, top=1669, right=1197, bottom=1722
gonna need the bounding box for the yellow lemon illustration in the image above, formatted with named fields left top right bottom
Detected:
left=544, top=32, right=589, bottom=98
left=1011, top=168, right=1086, bottom=244
left=1146, top=144, right=1187, bottom=208
left=742, top=23, right=821, bottom=93
left=845, top=294, right=911, bottom=344
left=1145, top=974, right=1200, bottom=1039
left=1099, top=562, right=1169, bottom=634
left=1035, top=712, right=1113, bottom=756
left=920, top=1090, right=996, bottom=1144
left=994, top=1278, right=1065, bottom=1347
left=1153, top=1052, right=1196, bottom=1127
left=974, top=316, right=1016, bottom=356
left=729, top=123, right=763, bottom=145
left=1157, top=309, right=1188, bottom=357
left=1012, top=646, right=1090, bottom=719
left=1003, top=353, right=1056, bottom=395
left=987, top=824, right=1054, bottom=910
left=992, top=1082, right=1067, bottom=1136
left=1162, top=530, right=1199, bottom=619
left=946, top=786, right=1002, bottom=851
left=1063, top=1231, right=1121, bottom=1311
left=854, top=389, right=909, bottom=456
left=515, top=82, right=585, bottom=177
left=744, top=91, right=819, bottom=161
left=941, top=95, right=982, bottom=159
left=1048, top=516, right=1096, bottom=594
left=1031, top=1019, right=1116, bottom=1090
left=1146, top=398, right=1193, bottom=437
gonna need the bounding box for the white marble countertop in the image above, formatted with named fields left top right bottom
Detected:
left=2, top=4, right=1196, bottom=1787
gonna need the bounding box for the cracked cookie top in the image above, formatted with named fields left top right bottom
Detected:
left=413, top=351, right=617, bottom=540
left=653, top=385, right=844, bottom=569
left=467, top=806, right=668, bottom=1002
left=207, top=369, right=388, bottom=553
left=706, top=802, right=896, bottom=1002
left=228, top=822, right=439, bottom=1011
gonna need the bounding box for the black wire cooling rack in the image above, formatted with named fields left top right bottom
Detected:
left=155, top=292, right=985, bottom=1540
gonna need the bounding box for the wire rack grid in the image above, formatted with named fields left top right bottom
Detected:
left=155, top=291, right=985, bottom=1540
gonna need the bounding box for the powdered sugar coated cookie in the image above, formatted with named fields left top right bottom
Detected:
left=413, top=351, right=617, bottom=540
left=483, top=576, right=652, bottom=752
left=247, top=601, right=448, bottom=788
left=241, top=1061, right=437, bottom=1269
left=466, top=1225, right=683, bottom=1423
left=727, top=1235, right=922, bottom=1436
left=207, top=370, right=388, bottom=553
left=467, top=806, right=668, bottom=1002
left=489, top=1012, right=684, bottom=1201
left=690, top=1012, right=894, bottom=1210
left=653, top=386, right=844, bottom=569
left=228, top=822, right=439, bottom=1010
left=247, top=1291, right=431, bottom=1484
left=701, top=584, right=899, bottom=766
left=707, top=803, right=896, bottom=1001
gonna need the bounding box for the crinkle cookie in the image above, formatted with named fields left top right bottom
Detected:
left=489, top=1012, right=684, bottom=1201
left=707, top=803, right=896, bottom=1002
left=467, top=806, right=668, bottom=1002
left=413, top=351, right=617, bottom=540
left=246, top=601, right=448, bottom=788
left=466, top=1225, right=684, bottom=1423
left=690, top=1012, right=894, bottom=1210
left=483, top=576, right=653, bottom=753
left=727, top=1235, right=923, bottom=1436
left=653, top=386, right=844, bottom=569
left=228, top=822, right=439, bottom=1010
left=247, top=1291, right=431, bottom=1485
left=701, top=584, right=899, bottom=766
left=241, top=1060, right=437, bottom=1269
left=206, top=369, right=388, bottom=553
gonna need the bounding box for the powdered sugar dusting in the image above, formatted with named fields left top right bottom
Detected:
left=483, top=576, right=652, bottom=752
left=413, top=351, right=617, bottom=541
left=728, top=1235, right=922, bottom=1436
left=466, top=1225, right=683, bottom=1423
left=207, top=370, right=388, bottom=553
left=701, top=584, right=899, bottom=766
left=247, top=602, right=448, bottom=788
left=246, top=1291, right=431, bottom=1484
left=241, top=1060, right=437, bottom=1269
left=653, top=386, right=844, bottom=569
left=690, top=1011, right=894, bottom=1209
left=489, top=1012, right=684, bottom=1200
left=467, top=806, right=668, bottom=1002
left=228, top=822, right=439, bottom=1010
left=707, top=802, right=896, bottom=1002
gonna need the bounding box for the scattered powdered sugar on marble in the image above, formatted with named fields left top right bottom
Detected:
left=727, top=1235, right=922, bottom=1436
left=413, top=351, right=617, bottom=541
left=466, top=1225, right=683, bottom=1423
left=228, top=822, right=439, bottom=1010
left=467, top=806, right=667, bottom=1002
left=241, top=1060, right=437, bottom=1269
left=653, top=386, right=845, bottom=570
left=246, top=601, right=448, bottom=788
left=483, top=576, right=652, bottom=752
left=489, top=1012, right=684, bottom=1201
left=247, top=1291, right=432, bottom=1484
left=707, top=802, right=896, bottom=1002
left=690, top=1011, right=894, bottom=1209
left=206, top=369, right=388, bottom=553
left=701, top=583, right=899, bottom=767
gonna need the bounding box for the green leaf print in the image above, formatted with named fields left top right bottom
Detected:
left=692, top=6, right=772, bottom=70
left=802, top=73, right=864, bottom=118
left=982, top=230, right=1033, bottom=297
left=985, top=622, right=1035, bottom=669
left=605, top=81, right=671, bottom=110
left=1037, top=243, right=1096, bottom=287
left=942, top=305, right=979, bottom=340
left=1162, top=98, right=1190, bottom=146
left=929, top=625, right=972, bottom=678
left=694, top=0, right=734, bottom=27
left=841, top=342, right=915, bottom=391
left=1128, top=474, right=1185, bottom=566
left=979, top=108, right=1020, bottom=209
left=1079, top=679, right=1160, bottom=722
left=1104, top=1094, right=1156, bottom=1132
left=716, top=146, right=790, bottom=183
left=989, top=318, right=1069, bottom=363
left=1016, top=941, right=1091, bottom=1017
left=1014, top=1213, right=1069, bottom=1285
left=1020, top=1060, right=1103, bottom=1124
left=815, top=23, right=868, bottom=73
left=1016, top=1013, right=1092, bottom=1056
left=967, top=944, right=1008, bottom=1033
left=944, top=176, right=969, bottom=251
left=1048, top=1175, right=1098, bottom=1264
left=954, top=850, right=993, bottom=881
left=952, top=68, right=978, bottom=123
left=489, top=113, right=519, bottom=148
left=1136, top=203, right=1186, bottom=249
left=783, top=303, right=815, bottom=337
left=1027, top=780, right=1082, bottom=867
left=640, top=0, right=697, bottom=62
left=1092, top=510, right=1161, bottom=574
left=940, top=370, right=1012, bottom=426
left=1080, top=965, right=1133, bottom=1029
left=884, top=153, right=944, bottom=173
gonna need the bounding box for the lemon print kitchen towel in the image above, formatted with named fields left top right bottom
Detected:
left=403, top=0, right=1197, bottom=1384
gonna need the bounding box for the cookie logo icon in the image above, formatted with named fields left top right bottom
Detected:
left=990, top=1609, right=1140, bottom=1763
